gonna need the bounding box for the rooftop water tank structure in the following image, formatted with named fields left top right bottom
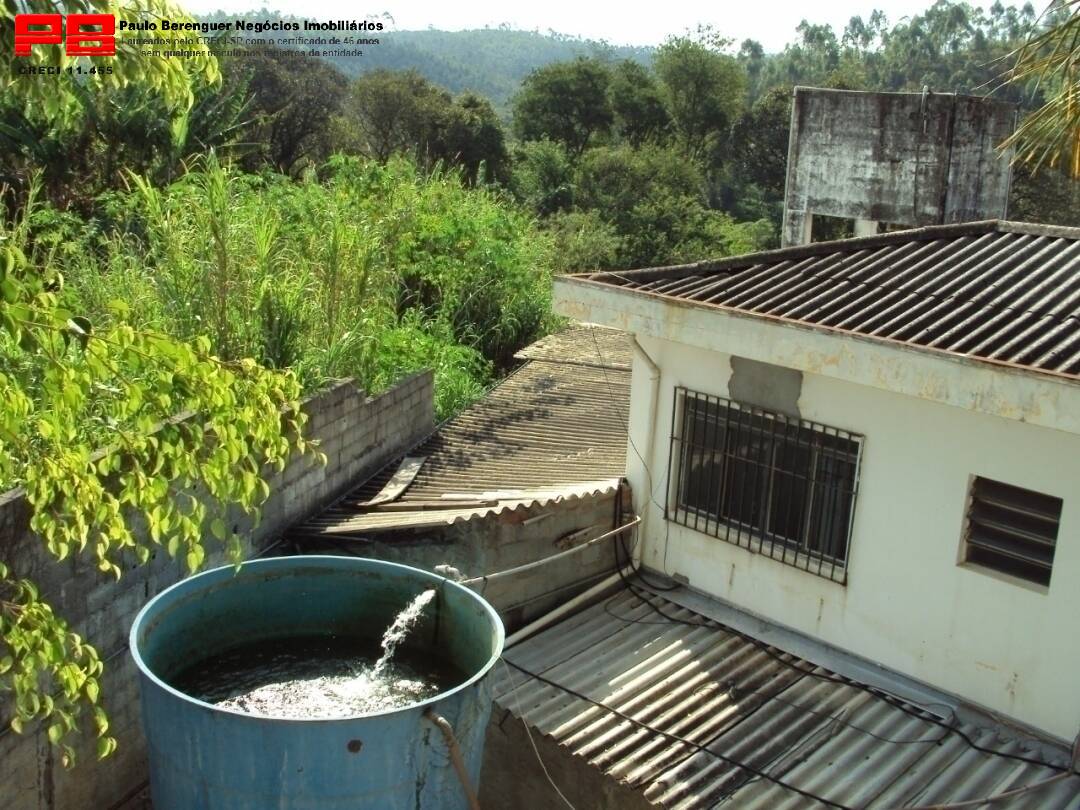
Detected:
left=130, top=556, right=504, bottom=809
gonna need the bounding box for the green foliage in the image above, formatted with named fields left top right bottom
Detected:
left=568, top=144, right=773, bottom=269
left=339, top=70, right=447, bottom=162
left=1000, top=1, right=1080, bottom=176
left=238, top=45, right=348, bottom=175
left=340, top=71, right=508, bottom=183
left=1, top=59, right=248, bottom=212
left=427, top=92, right=510, bottom=185
left=609, top=60, right=673, bottom=146
left=0, top=4, right=237, bottom=210
left=1, top=151, right=546, bottom=763
left=1, top=0, right=218, bottom=132
left=654, top=34, right=747, bottom=161
left=513, top=58, right=614, bottom=157
left=363, top=317, right=492, bottom=417
left=0, top=176, right=313, bottom=762
left=0, top=564, right=107, bottom=768
left=510, top=139, right=574, bottom=216
left=726, top=86, right=793, bottom=230
left=544, top=210, right=624, bottom=272
left=58, top=154, right=552, bottom=414
left=574, top=143, right=704, bottom=225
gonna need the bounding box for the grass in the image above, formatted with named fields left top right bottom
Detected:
left=38, top=154, right=557, bottom=419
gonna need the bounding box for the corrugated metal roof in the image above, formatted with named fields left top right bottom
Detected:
left=496, top=587, right=1080, bottom=809
left=514, top=323, right=633, bottom=370
left=566, top=220, right=1080, bottom=382
left=291, top=358, right=629, bottom=537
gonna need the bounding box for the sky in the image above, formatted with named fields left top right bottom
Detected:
left=181, top=0, right=1013, bottom=52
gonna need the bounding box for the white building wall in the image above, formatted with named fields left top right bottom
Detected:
left=629, top=334, right=1080, bottom=741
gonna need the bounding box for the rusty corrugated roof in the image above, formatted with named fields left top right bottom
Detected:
left=564, top=220, right=1080, bottom=381
left=514, top=323, right=633, bottom=370
left=291, top=357, right=629, bottom=537
left=497, top=587, right=1080, bottom=809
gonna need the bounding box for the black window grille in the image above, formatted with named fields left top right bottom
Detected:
left=963, top=477, right=1061, bottom=587
left=667, top=388, right=862, bottom=584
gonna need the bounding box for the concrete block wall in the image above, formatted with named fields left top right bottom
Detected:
left=0, top=370, right=434, bottom=810
left=326, top=488, right=624, bottom=628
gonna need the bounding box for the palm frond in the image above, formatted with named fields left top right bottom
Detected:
left=1000, top=0, right=1080, bottom=177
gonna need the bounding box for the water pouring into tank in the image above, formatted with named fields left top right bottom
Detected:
left=129, top=556, right=504, bottom=810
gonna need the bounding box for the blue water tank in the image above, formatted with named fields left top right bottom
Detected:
left=129, top=556, right=504, bottom=809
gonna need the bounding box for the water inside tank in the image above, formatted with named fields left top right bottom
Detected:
left=169, top=589, right=464, bottom=718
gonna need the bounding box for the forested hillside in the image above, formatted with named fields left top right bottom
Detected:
left=205, top=4, right=1048, bottom=109
left=198, top=14, right=652, bottom=109
left=1, top=3, right=1075, bottom=454
left=334, top=28, right=652, bottom=108
left=348, top=3, right=1037, bottom=105
left=200, top=2, right=1078, bottom=229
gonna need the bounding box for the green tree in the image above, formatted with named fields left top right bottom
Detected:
left=654, top=35, right=747, bottom=161
left=342, top=69, right=450, bottom=162
left=240, top=45, right=347, bottom=174
left=512, top=57, right=614, bottom=157
left=729, top=87, right=792, bottom=202
left=608, top=60, right=672, bottom=145
left=340, top=71, right=508, bottom=183
left=725, top=86, right=793, bottom=229
left=510, top=138, right=574, bottom=216
left=425, top=92, right=509, bottom=184
left=738, top=39, right=768, bottom=102
left=573, top=144, right=771, bottom=268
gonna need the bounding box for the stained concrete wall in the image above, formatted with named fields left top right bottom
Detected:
left=300, top=488, right=623, bottom=629
left=626, top=334, right=1080, bottom=742
left=782, top=87, right=1017, bottom=246
left=481, top=704, right=653, bottom=810
left=0, top=371, right=434, bottom=810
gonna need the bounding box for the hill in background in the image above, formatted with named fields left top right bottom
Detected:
left=336, top=28, right=651, bottom=108
left=200, top=13, right=652, bottom=109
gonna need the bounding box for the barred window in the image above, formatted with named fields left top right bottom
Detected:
left=668, top=389, right=862, bottom=583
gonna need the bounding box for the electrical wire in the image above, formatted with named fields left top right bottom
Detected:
left=501, top=655, right=852, bottom=810
left=615, top=567, right=1071, bottom=774
left=498, top=658, right=578, bottom=810
left=583, top=322, right=1074, bottom=776
left=517, top=577, right=1078, bottom=810
left=588, top=327, right=684, bottom=592
left=614, top=496, right=1071, bottom=771
left=604, top=543, right=956, bottom=790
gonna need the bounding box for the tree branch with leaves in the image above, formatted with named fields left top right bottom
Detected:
left=1001, top=0, right=1080, bottom=176
left=1, top=2, right=319, bottom=766
left=0, top=174, right=320, bottom=765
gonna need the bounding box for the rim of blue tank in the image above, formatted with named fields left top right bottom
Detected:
left=128, top=555, right=506, bottom=723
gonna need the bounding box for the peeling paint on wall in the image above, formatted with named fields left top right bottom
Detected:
left=728, top=355, right=803, bottom=417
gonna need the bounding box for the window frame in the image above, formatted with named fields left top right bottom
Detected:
left=666, top=388, right=863, bottom=585
left=959, top=475, right=1061, bottom=591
